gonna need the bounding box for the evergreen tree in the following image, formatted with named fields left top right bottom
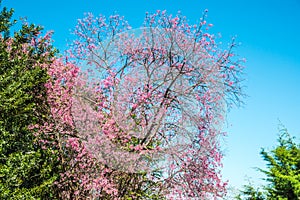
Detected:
left=0, top=2, right=61, bottom=199
left=236, top=126, right=300, bottom=200
left=259, top=126, right=300, bottom=199
left=235, top=180, right=266, bottom=200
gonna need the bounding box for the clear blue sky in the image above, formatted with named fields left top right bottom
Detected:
left=3, top=0, right=300, bottom=192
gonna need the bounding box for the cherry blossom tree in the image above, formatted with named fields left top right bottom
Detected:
left=41, top=10, right=244, bottom=199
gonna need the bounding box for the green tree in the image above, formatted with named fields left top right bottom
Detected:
left=0, top=2, right=61, bottom=199
left=236, top=126, right=300, bottom=200
left=259, top=126, right=300, bottom=199
left=235, top=180, right=266, bottom=200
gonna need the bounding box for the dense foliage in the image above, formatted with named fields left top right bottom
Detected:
left=0, top=3, right=61, bottom=199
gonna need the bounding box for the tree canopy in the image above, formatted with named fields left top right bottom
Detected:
left=0, top=2, right=61, bottom=199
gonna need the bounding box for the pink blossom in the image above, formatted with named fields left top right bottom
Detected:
left=37, top=9, right=244, bottom=199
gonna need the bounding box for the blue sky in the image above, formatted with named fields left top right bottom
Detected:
left=3, top=0, right=300, bottom=192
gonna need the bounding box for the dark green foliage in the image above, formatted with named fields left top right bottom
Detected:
left=0, top=1, right=15, bottom=39
left=0, top=2, right=61, bottom=199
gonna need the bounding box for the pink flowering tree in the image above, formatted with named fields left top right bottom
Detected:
left=42, top=10, right=244, bottom=199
